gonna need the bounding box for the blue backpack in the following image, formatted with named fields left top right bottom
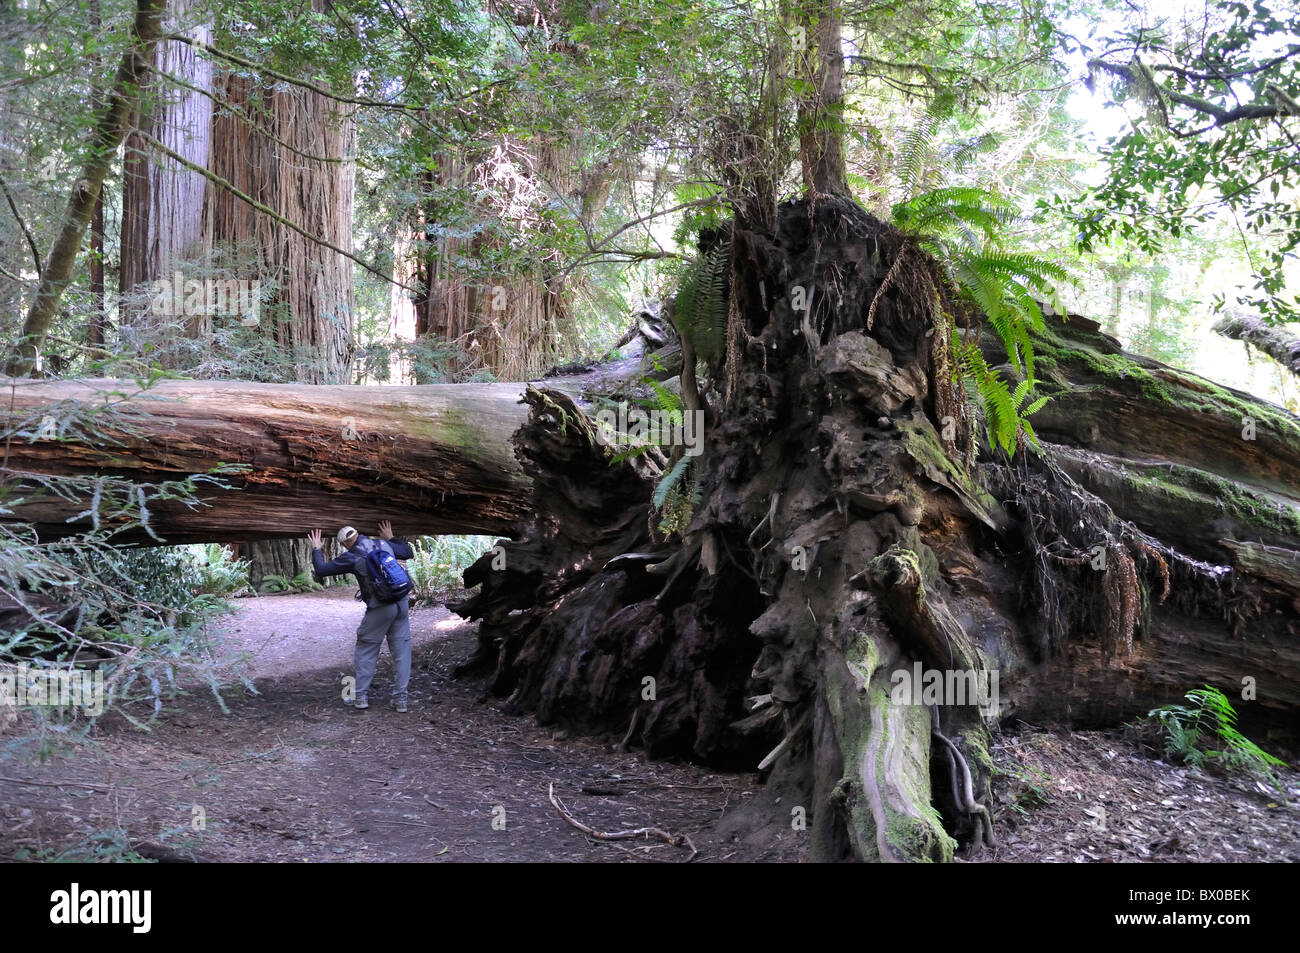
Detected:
left=362, top=540, right=412, bottom=604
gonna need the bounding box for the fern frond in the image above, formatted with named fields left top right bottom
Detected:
left=893, top=181, right=1067, bottom=459
left=1011, top=378, right=1032, bottom=407
left=946, top=132, right=1001, bottom=174
left=652, top=454, right=693, bottom=510
left=892, top=186, right=1017, bottom=245
left=897, top=113, right=940, bottom=198
left=1024, top=394, right=1051, bottom=416
left=673, top=239, right=730, bottom=364
left=955, top=336, right=1017, bottom=453
left=643, top=379, right=684, bottom=418
left=973, top=250, right=1071, bottom=288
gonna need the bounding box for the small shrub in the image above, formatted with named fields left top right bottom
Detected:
left=991, top=761, right=1053, bottom=818
left=190, top=544, right=252, bottom=598
left=257, top=571, right=323, bottom=595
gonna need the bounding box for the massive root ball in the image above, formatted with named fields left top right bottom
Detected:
left=454, top=197, right=1300, bottom=860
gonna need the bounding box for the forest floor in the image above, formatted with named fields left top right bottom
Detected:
left=2, top=587, right=1297, bottom=863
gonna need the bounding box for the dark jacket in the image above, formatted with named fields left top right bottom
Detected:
left=312, top=535, right=414, bottom=609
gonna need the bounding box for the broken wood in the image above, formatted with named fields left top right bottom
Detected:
left=1213, top=312, right=1300, bottom=378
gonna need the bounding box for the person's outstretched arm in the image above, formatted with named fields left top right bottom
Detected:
left=377, top=520, right=414, bottom=559
left=307, top=529, right=355, bottom=577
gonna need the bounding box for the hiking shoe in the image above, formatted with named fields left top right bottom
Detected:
left=353, top=698, right=369, bottom=710
left=391, top=700, right=408, bottom=713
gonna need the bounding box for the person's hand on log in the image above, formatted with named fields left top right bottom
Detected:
left=378, top=520, right=395, bottom=541
left=307, top=529, right=324, bottom=550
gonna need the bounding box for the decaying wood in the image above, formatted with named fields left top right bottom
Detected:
left=452, top=196, right=1300, bottom=863
left=0, top=377, right=533, bottom=543
left=0, top=347, right=673, bottom=544
left=1213, top=312, right=1300, bottom=378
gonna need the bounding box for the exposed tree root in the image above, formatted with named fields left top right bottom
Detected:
left=453, top=196, right=1300, bottom=861
left=931, top=705, right=994, bottom=848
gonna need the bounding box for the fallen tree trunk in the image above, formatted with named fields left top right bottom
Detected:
left=0, top=378, right=536, bottom=543
left=0, top=353, right=669, bottom=544
left=1213, top=312, right=1300, bottom=378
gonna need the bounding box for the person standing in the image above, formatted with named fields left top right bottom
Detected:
left=307, top=520, right=414, bottom=712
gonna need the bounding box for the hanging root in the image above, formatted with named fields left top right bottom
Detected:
left=1133, top=539, right=1171, bottom=603
left=989, top=451, right=1228, bottom=660
left=1103, top=541, right=1141, bottom=658
left=930, top=706, right=995, bottom=849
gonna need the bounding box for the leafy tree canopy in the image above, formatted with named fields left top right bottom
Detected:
left=1055, top=0, right=1300, bottom=323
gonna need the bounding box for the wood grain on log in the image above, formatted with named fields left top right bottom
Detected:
left=1, top=377, right=534, bottom=543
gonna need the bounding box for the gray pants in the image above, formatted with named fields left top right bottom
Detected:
left=354, top=598, right=410, bottom=704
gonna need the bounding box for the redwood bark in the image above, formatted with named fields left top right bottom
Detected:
left=119, top=0, right=213, bottom=311
left=204, top=8, right=356, bottom=384
left=0, top=377, right=535, bottom=543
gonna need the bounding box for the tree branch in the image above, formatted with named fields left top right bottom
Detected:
left=1213, top=312, right=1300, bottom=378
left=1090, top=58, right=1295, bottom=130
left=0, top=169, right=43, bottom=278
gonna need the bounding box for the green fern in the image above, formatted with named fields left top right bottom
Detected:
left=672, top=239, right=730, bottom=364
left=1146, top=686, right=1286, bottom=791
left=893, top=185, right=1067, bottom=455
left=892, top=186, right=1016, bottom=244
left=895, top=93, right=957, bottom=197
left=643, top=379, right=684, bottom=419
left=653, top=454, right=693, bottom=510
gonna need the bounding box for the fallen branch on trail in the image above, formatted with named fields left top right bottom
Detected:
left=547, top=782, right=699, bottom=861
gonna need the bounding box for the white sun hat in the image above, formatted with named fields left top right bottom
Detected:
left=337, top=526, right=359, bottom=545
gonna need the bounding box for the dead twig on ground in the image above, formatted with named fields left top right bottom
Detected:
left=547, top=782, right=698, bottom=861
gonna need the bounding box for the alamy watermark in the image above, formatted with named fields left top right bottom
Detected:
left=149, top=272, right=261, bottom=326
left=1, top=663, right=105, bottom=716
left=593, top=402, right=705, bottom=457
left=50, top=884, right=150, bottom=933
left=890, top=661, right=999, bottom=717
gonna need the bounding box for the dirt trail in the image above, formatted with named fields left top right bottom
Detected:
left=0, top=589, right=801, bottom=863
left=2, top=589, right=1297, bottom=862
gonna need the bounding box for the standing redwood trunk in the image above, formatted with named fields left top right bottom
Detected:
left=119, top=0, right=212, bottom=328
left=202, top=1, right=356, bottom=580
left=408, top=8, right=617, bottom=384
left=410, top=146, right=570, bottom=383
left=204, top=12, right=355, bottom=382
